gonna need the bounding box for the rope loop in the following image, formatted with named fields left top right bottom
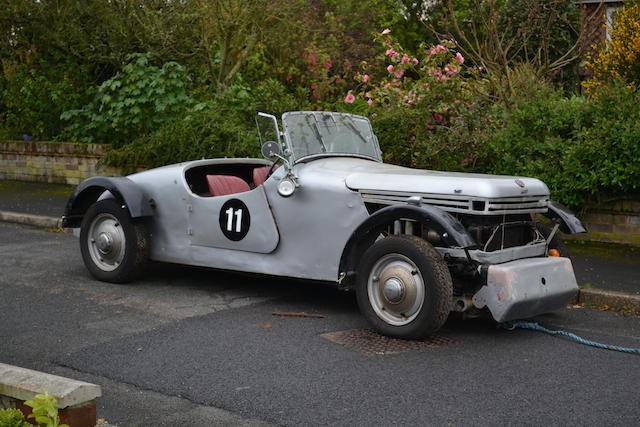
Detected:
left=499, top=320, right=640, bottom=355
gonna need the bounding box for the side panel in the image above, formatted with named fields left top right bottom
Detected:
left=189, top=187, right=279, bottom=254
left=188, top=161, right=371, bottom=281
left=127, top=167, right=192, bottom=264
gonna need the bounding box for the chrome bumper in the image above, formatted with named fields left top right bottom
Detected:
left=472, top=257, right=578, bottom=322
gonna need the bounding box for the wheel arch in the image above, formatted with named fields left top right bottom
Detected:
left=542, top=200, right=587, bottom=234
left=338, top=204, right=476, bottom=288
left=62, top=176, right=154, bottom=228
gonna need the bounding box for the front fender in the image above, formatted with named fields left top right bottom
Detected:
left=543, top=200, right=587, bottom=234
left=62, top=176, right=154, bottom=227
left=338, top=204, right=477, bottom=284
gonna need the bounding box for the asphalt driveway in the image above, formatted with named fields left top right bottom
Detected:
left=1, top=222, right=639, bottom=426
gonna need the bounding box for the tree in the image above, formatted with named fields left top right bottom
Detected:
left=428, top=0, right=582, bottom=106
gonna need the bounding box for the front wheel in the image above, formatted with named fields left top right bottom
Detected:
left=80, top=199, right=149, bottom=283
left=356, top=235, right=452, bottom=339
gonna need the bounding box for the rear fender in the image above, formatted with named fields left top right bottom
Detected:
left=338, top=204, right=476, bottom=287
left=62, top=176, right=153, bottom=227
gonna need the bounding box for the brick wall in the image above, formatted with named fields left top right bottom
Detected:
left=567, top=199, right=640, bottom=246
left=0, top=141, right=122, bottom=185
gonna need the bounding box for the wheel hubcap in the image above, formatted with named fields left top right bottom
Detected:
left=367, top=254, right=425, bottom=326
left=96, top=232, right=113, bottom=254
left=383, top=278, right=405, bottom=303
left=87, top=213, right=125, bottom=272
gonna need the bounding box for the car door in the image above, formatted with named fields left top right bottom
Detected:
left=188, top=185, right=280, bottom=254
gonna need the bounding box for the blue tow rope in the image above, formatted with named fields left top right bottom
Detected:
left=500, top=321, right=640, bottom=355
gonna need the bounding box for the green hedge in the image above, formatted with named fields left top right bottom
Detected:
left=481, top=83, right=640, bottom=208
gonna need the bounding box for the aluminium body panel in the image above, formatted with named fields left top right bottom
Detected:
left=346, top=164, right=549, bottom=199
left=129, top=157, right=370, bottom=281
left=472, top=257, right=579, bottom=322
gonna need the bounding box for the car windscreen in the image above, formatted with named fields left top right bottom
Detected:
left=283, top=112, right=380, bottom=162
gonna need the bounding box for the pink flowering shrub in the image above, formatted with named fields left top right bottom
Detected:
left=345, top=29, right=493, bottom=170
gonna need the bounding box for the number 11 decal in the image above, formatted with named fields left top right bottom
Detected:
left=219, top=199, right=251, bottom=241
left=225, top=207, right=243, bottom=233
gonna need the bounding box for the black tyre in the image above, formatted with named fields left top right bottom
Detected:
left=356, top=235, right=453, bottom=339
left=79, top=199, right=149, bottom=283
left=535, top=222, right=569, bottom=257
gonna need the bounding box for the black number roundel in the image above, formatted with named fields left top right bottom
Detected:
left=219, top=199, right=250, bottom=241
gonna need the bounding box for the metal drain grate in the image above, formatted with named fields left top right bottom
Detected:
left=320, top=328, right=455, bottom=355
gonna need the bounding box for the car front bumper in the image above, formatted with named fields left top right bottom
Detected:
left=472, top=257, right=578, bottom=322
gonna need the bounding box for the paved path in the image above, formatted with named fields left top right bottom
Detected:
left=1, top=222, right=639, bottom=426
left=0, top=180, right=73, bottom=218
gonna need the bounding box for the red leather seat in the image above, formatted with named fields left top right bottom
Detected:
left=252, top=166, right=271, bottom=187
left=206, top=175, right=250, bottom=197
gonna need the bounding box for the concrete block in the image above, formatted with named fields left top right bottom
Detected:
left=611, top=214, right=628, bottom=225
left=0, top=363, right=101, bottom=408
left=578, top=288, right=640, bottom=312
left=613, top=224, right=640, bottom=234
left=585, top=223, right=613, bottom=233
left=584, top=213, right=612, bottom=224
left=628, top=216, right=640, bottom=226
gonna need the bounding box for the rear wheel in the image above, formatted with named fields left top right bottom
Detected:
left=80, top=199, right=149, bottom=283
left=356, top=235, right=452, bottom=339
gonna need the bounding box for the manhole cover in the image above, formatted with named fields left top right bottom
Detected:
left=320, top=328, right=455, bottom=355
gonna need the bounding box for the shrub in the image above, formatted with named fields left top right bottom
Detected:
left=60, top=53, right=194, bottom=146
left=102, top=99, right=261, bottom=173
left=481, top=83, right=640, bottom=208
left=0, top=408, right=29, bottom=427
left=583, top=1, right=640, bottom=93
left=565, top=84, right=640, bottom=204
left=1, top=62, right=92, bottom=140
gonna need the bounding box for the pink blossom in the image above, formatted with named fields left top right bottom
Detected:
left=428, top=48, right=437, bottom=56
left=436, top=45, right=446, bottom=52
left=381, top=28, right=391, bottom=35
left=363, top=74, right=369, bottom=82
left=385, top=39, right=392, bottom=46
left=344, top=94, right=355, bottom=103
left=394, top=70, right=404, bottom=78
left=367, top=98, right=373, bottom=106
left=426, top=122, right=435, bottom=130
left=401, top=54, right=411, bottom=63
left=412, top=57, right=419, bottom=65
left=385, top=48, right=396, bottom=57
left=456, top=52, right=465, bottom=64
left=371, top=113, right=378, bottom=117
left=439, top=75, right=450, bottom=82
left=392, top=79, right=401, bottom=87
left=387, top=64, right=394, bottom=73
left=433, top=69, right=442, bottom=77
left=434, top=113, right=444, bottom=122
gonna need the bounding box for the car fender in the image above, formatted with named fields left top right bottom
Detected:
left=62, top=176, right=154, bottom=228
left=338, top=204, right=477, bottom=286
left=543, top=200, right=587, bottom=234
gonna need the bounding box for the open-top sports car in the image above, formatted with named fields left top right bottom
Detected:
left=63, top=111, right=585, bottom=339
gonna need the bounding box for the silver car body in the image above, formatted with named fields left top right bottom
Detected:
left=65, top=111, right=584, bottom=322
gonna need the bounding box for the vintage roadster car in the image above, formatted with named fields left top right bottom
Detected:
left=62, top=111, right=585, bottom=339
